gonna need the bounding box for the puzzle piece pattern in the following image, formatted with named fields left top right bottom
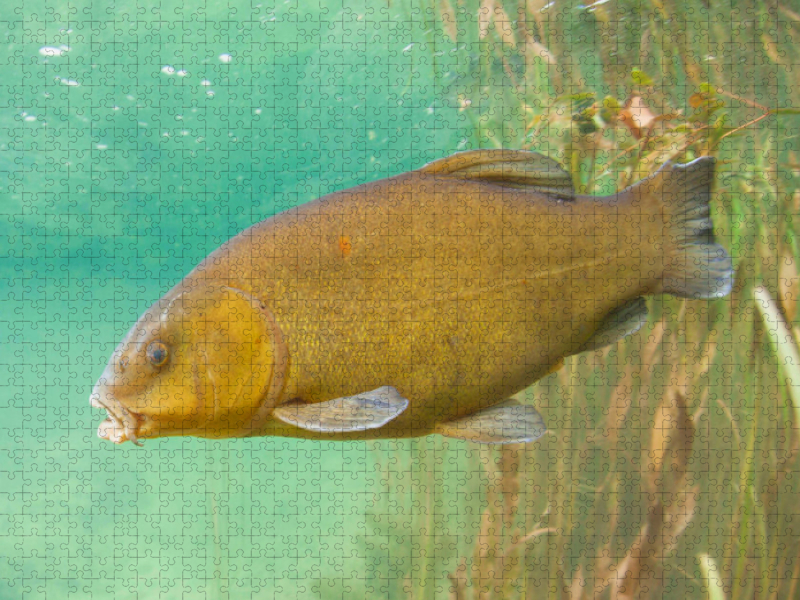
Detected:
left=2, top=1, right=798, bottom=599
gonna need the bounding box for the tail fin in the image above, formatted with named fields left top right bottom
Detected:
left=649, top=157, right=733, bottom=299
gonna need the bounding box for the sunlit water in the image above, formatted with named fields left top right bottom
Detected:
left=0, top=1, right=486, bottom=597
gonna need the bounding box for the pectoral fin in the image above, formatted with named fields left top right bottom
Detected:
left=272, top=386, right=409, bottom=433
left=436, top=400, right=547, bottom=444
left=575, top=297, right=648, bottom=354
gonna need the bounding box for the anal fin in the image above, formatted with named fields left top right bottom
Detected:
left=576, top=297, right=648, bottom=354
left=544, top=358, right=564, bottom=377
left=273, top=386, right=409, bottom=433
left=437, top=400, right=547, bottom=444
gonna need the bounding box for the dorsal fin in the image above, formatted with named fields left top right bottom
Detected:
left=417, top=149, right=574, bottom=196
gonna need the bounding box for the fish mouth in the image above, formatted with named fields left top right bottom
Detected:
left=90, top=390, right=145, bottom=446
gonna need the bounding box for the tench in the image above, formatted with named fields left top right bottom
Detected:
left=90, top=150, right=733, bottom=445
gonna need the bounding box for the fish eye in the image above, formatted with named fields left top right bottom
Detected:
left=146, top=341, right=169, bottom=367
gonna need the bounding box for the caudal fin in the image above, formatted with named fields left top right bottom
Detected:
left=648, top=157, right=733, bottom=299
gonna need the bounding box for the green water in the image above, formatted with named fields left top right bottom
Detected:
left=4, top=0, right=800, bottom=599
left=0, top=1, right=478, bottom=598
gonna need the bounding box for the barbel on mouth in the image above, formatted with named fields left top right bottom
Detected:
left=90, top=390, right=143, bottom=446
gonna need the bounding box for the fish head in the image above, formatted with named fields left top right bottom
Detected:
left=90, top=283, right=283, bottom=444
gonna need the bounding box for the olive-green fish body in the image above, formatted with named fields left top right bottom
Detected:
left=90, top=150, right=732, bottom=445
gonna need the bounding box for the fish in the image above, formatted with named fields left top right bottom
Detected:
left=89, top=149, right=733, bottom=446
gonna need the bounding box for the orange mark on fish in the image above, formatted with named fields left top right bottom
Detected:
left=338, top=235, right=352, bottom=257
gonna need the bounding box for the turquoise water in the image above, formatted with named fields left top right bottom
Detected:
left=1, top=2, right=490, bottom=598
left=5, top=1, right=800, bottom=599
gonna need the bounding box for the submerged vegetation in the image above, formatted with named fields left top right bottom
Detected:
left=366, top=1, right=800, bottom=598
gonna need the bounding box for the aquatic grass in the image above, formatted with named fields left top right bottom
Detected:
left=356, top=0, right=800, bottom=598
left=698, top=553, right=726, bottom=600
left=753, top=285, right=800, bottom=427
